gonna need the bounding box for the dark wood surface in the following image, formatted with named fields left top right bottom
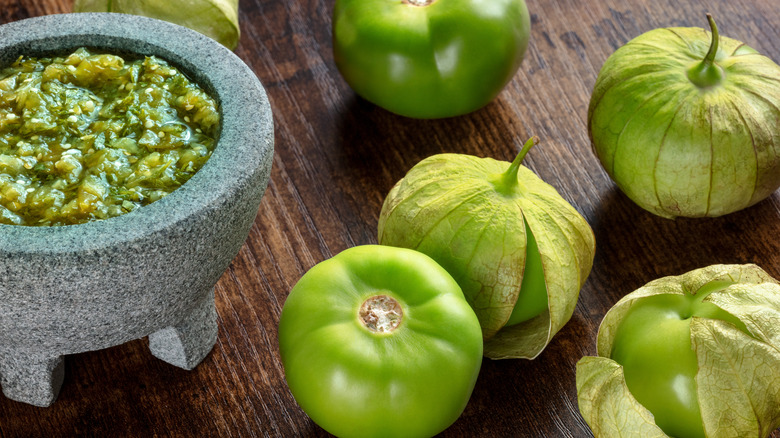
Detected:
left=2, top=0, right=780, bottom=436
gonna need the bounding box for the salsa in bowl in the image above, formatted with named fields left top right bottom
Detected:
left=0, top=13, right=273, bottom=407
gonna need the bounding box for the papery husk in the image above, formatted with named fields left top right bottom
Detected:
left=588, top=22, right=780, bottom=218
left=378, top=152, right=595, bottom=359
left=73, top=0, right=240, bottom=49
left=693, top=318, right=780, bottom=437
left=578, top=264, right=780, bottom=437
left=576, top=356, right=668, bottom=438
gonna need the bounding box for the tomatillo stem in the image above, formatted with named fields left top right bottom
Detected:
left=359, top=295, right=403, bottom=333
left=702, top=14, right=719, bottom=64
left=495, top=136, right=538, bottom=194
left=508, top=137, right=538, bottom=176
left=687, top=14, right=725, bottom=89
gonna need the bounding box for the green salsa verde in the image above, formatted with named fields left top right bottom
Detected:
left=0, top=47, right=220, bottom=226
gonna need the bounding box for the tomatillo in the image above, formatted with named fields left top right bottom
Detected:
left=589, top=15, right=780, bottom=218
left=378, top=138, right=595, bottom=359
left=577, top=265, right=780, bottom=438
left=332, top=0, right=530, bottom=118
left=278, top=245, right=483, bottom=438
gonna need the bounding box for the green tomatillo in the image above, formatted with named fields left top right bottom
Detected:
left=332, top=0, right=530, bottom=118
left=278, top=245, right=483, bottom=438
left=588, top=15, right=780, bottom=218
left=576, top=264, right=780, bottom=438
left=378, top=138, right=596, bottom=359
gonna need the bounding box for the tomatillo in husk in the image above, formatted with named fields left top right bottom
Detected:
left=378, top=138, right=596, bottom=359
left=576, top=264, right=780, bottom=438
left=73, top=0, right=240, bottom=50
left=589, top=15, right=780, bottom=218
left=278, top=245, right=483, bottom=438
left=332, top=0, right=530, bottom=119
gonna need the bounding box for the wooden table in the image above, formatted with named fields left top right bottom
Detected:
left=2, top=0, right=779, bottom=436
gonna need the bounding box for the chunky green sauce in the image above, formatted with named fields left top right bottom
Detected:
left=0, top=47, right=220, bottom=226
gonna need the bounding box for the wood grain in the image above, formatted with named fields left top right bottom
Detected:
left=1, top=0, right=780, bottom=436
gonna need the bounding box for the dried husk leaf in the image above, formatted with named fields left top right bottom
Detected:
left=692, top=318, right=780, bottom=438
left=378, top=152, right=594, bottom=359
left=73, top=0, right=240, bottom=50
left=576, top=356, right=667, bottom=438
left=706, top=282, right=780, bottom=347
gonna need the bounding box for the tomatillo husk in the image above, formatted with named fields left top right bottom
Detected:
left=576, top=264, right=780, bottom=438
left=74, top=0, right=240, bottom=50
left=589, top=15, right=780, bottom=219
left=378, top=138, right=596, bottom=359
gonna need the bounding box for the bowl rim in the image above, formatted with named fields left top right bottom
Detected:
left=0, top=13, right=273, bottom=254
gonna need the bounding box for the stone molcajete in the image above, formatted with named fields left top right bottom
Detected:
left=0, top=14, right=273, bottom=406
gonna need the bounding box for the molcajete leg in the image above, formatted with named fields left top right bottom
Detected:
left=0, top=352, right=64, bottom=407
left=148, top=287, right=217, bottom=370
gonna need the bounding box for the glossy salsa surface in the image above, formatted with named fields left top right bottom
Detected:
left=0, top=47, right=220, bottom=226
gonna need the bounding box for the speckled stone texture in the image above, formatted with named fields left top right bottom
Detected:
left=0, top=13, right=274, bottom=407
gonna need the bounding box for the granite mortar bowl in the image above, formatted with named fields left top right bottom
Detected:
left=0, top=13, right=274, bottom=406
